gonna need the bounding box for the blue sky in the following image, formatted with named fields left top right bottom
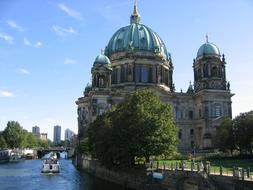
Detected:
left=0, top=0, right=253, bottom=140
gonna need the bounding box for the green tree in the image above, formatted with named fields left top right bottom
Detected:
left=88, top=90, right=178, bottom=168
left=214, top=118, right=235, bottom=155
left=0, top=132, right=7, bottom=148
left=77, top=137, right=90, bottom=154
left=38, top=139, right=49, bottom=148
left=3, top=121, right=25, bottom=148
left=88, top=110, right=114, bottom=165
left=233, top=111, right=253, bottom=154
left=25, top=133, right=39, bottom=148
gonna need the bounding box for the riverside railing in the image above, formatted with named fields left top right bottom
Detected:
left=147, top=160, right=253, bottom=181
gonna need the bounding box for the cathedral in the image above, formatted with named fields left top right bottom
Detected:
left=76, top=3, right=233, bottom=151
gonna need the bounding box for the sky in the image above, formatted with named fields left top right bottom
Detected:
left=0, top=0, right=253, bottom=140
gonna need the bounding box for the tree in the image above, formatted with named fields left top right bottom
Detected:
left=88, top=90, right=178, bottom=168
left=24, top=133, right=39, bottom=148
left=88, top=110, right=114, bottom=165
left=37, top=139, right=49, bottom=148
left=233, top=111, right=253, bottom=154
left=1, top=121, right=49, bottom=149
left=0, top=132, right=7, bottom=148
left=3, top=121, right=25, bottom=148
left=214, top=118, right=235, bottom=155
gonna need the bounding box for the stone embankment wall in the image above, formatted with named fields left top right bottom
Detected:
left=75, top=155, right=253, bottom=190
left=79, top=156, right=146, bottom=190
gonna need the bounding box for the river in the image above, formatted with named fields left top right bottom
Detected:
left=0, top=155, right=129, bottom=190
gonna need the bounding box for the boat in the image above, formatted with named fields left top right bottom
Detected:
left=0, top=149, right=11, bottom=163
left=41, top=156, right=60, bottom=173
left=25, top=153, right=35, bottom=160
left=9, top=152, right=24, bottom=163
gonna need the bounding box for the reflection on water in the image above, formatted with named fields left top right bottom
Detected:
left=0, top=155, right=129, bottom=190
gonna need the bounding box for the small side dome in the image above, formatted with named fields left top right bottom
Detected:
left=93, top=53, right=111, bottom=65
left=197, top=42, right=220, bottom=58
left=197, top=36, right=220, bottom=58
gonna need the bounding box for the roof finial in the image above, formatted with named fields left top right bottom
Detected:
left=101, top=49, right=104, bottom=55
left=133, top=0, right=138, bottom=15
left=205, top=34, right=209, bottom=43
left=130, top=0, right=141, bottom=24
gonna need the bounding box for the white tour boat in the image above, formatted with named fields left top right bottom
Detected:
left=41, top=154, right=60, bottom=173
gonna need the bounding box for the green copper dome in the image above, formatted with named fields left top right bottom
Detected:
left=105, top=3, right=169, bottom=60
left=93, top=53, right=111, bottom=65
left=197, top=42, right=220, bottom=58
left=105, top=24, right=169, bottom=60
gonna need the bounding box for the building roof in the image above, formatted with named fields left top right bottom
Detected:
left=93, top=53, right=111, bottom=65
left=197, top=41, right=220, bottom=58
left=105, top=3, right=170, bottom=61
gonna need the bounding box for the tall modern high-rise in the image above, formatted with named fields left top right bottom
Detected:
left=53, top=125, right=61, bottom=145
left=32, top=126, right=40, bottom=136
left=65, top=129, right=74, bottom=141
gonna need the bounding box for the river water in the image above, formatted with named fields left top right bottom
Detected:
left=0, top=157, right=128, bottom=190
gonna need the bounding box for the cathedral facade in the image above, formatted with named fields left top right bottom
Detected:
left=76, top=4, right=233, bottom=151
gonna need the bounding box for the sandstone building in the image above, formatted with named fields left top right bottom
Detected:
left=76, top=3, right=233, bottom=151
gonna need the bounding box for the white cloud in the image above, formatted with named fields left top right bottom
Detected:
left=64, top=58, right=77, bottom=65
left=0, top=32, right=14, bottom=44
left=6, top=20, right=24, bottom=32
left=16, top=68, right=30, bottom=75
left=24, top=38, right=42, bottom=48
left=58, top=3, right=82, bottom=20
left=35, top=41, right=43, bottom=48
left=0, top=91, right=14, bottom=97
left=24, top=37, right=31, bottom=46
left=51, top=25, right=77, bottom=37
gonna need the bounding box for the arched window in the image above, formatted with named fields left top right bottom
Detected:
left=116, top=68, right=120, bottom=84
left=112, top=69, right=117, bottom=84
left=164, top=69, right=169, bottom=86
left=176, top=109, right=183, bottom=119
left=178, top=129, right=182, bottom=140
left=141, top=66, right=148, bottom=82
left=188, top=110, right=194, bottom=119
left=95, top=74, right=100, bottom=87
left=120, top=66, right=125, bottom=82
left=214, top=105, right=222, bottom=117
left=212, top=66, right=218, bottom=77
left=190, top=129, right=194, bottom=136
left=135, top=65, right=141, bottom=82
left=98, top=77, right=105, bottom=88
left=148, top=67, right=153, bottom=83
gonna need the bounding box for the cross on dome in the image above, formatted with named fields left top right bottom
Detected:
left=205, top=34, right=209, bottom=43
left=130, top=0, right=141, bottom=24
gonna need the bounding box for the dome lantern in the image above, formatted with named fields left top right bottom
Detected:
left=130, top=0, right=141, bottom=24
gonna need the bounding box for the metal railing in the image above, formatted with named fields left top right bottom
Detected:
left=146, top=161, right=253, bottom=181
